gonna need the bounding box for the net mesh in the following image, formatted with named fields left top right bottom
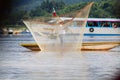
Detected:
left=23, top=2, right=94, bottom=52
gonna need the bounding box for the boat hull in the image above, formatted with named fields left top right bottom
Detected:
left=20, top=42, right=120, bottom=51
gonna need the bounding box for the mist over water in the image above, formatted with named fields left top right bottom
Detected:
left=0, top=34, right=120, bottom=80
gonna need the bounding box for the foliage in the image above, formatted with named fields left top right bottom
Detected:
left=0, top=0, right=120, bottom=28
left=30, top=0, right=65, bottom=17
left=112, top=0, right=120, bottom=18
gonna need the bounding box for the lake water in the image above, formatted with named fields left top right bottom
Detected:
left=0, top=34, right=120, bottom=80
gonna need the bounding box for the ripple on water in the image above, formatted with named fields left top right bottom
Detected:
left=0, top=35, right=120, bottom=80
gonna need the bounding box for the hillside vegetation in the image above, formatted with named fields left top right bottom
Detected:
left=0, top=0, right=120, bottom=28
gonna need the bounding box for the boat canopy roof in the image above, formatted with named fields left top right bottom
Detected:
left=59, top=17, right=120, bottom=22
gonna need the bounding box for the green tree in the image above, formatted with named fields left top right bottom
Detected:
left=112, top=0, right=120, bottom=18
left=30, top=7, right=47, bottom=17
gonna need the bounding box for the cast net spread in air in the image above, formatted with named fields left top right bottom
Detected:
left=23, top=2, right=94, bottom=52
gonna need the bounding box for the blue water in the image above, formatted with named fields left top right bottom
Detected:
left=0, top=34, right=120, bottom=80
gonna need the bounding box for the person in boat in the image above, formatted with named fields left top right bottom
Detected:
left=112, top=23, right=117, bottom=28
left=102, top=22, right=109, bottom=27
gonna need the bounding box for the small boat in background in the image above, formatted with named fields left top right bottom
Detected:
left=8, top=28, right=13, bottom=34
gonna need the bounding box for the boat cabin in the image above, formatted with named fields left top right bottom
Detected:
left=61, top=17, right=120, bottom=28
left=86, top=18, right=120, bottom=28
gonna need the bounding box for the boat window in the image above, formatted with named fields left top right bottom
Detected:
left=100, top=21, right=111, bottom=27
left=87, top=21, right=98, bottom=27
left=112, top=22, right=120, bottom=28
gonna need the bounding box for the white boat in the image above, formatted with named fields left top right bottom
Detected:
left=60, top=17, right=120, bottom=36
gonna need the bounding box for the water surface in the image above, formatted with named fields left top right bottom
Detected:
left=0, top=34, right=120, bottom=80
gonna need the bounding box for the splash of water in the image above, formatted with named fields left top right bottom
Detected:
left=23, top=2, right=94, bottom=52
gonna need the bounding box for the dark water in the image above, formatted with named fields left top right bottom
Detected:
left=0, top=34, right=120, bottom=80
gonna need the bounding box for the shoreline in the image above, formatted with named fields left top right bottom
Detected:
left=0, top=26, right=28, bottom=35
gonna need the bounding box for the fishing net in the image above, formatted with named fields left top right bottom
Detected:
left=23, top=2, right=94, bottom=52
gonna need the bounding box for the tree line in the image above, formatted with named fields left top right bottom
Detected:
left=0, top=0, right=120, bottom=28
